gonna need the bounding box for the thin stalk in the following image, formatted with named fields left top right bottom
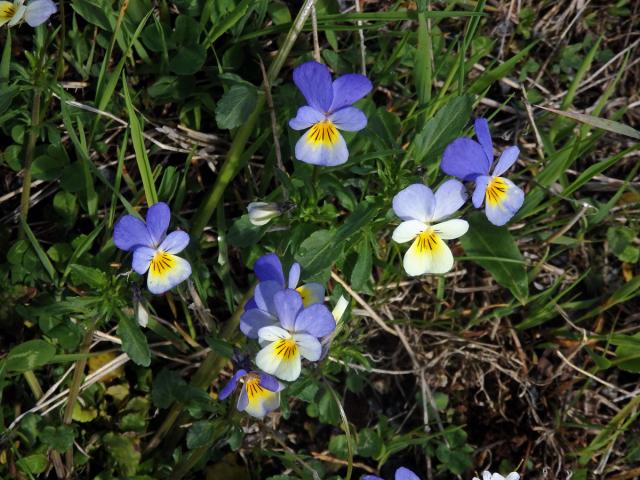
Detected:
left=19, top=89, right=41, bottom=238
left=190, top=0, right=317, bottom=237
left=62, top=320, right=97, bottom=475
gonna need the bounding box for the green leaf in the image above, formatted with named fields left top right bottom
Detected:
left=227, top=214, right=267, bottom=248
left=16, top=454, right=47, bottom=475
left=186, top=420, right=217, bottom=449
left=170, top=44, right=207, bottom=75
left=70, top=0, right=115, bottom=31
left=6, top=340, right=56, bottom=373
left=68, top=264, right=108, bottom=289
left=295, top=229, right=338, bottom=279
left=152, top=368, right=187, bottom=408
left=357, top=428, right=383, bottom=458
left=40, top=425, right=75, bottom=452
left=53, top=191, right=79, bottom=227
left=539, top=105, right=640, bottom=140
left=116, top=312, right=151, bottom=367
left=103, top=433, right=141, bottom=476
left=215, top=84, right=259, bottom=130
left=351, top=239, right=372, bottom=291
left=329, top=434, right=349, bottom=460
left=608, top=226, right=639, bottom=263
left=460, top=212, right=528, bottom=303
left=469, top=42, right=536, bottom=94
left=411, top=95, right=473, bottom=164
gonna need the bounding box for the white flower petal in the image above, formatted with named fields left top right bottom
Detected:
left=433, top=219, right=469, bottom=240
left=292, top=333, right=322, bottom=361
left=392, top=220, right=427, bottom=244
left=257, top=325, right=289, bottom=342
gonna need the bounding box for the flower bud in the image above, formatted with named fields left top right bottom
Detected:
left=247, top=202, right=281, bottom=226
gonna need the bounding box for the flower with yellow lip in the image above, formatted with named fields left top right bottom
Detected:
left=288, top=60, right=372, bottom=166
left=218, top=369, right=283, bottom=418
left=241, top=253, right=324, bottom=338
left=0, top=0, right=56, bottom=28
left=255, top=289, right=336, bottom=382
left=441, top=117, right=525, bottom=226
left=113, top=202, right=191, bottom=295
left=392, top=180, right=469, bottom=276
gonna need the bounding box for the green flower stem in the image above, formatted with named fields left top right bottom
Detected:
left=18, top=88, right=42, bottom=238
left=190, top=0, right=317, bottom=237
left=62, top=320, right=97, bottom=474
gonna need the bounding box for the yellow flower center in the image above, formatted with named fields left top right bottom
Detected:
left=244, top=374, right=268, bottom=402
left=273, top=338, right=298, bottom=360
left=150, top=251, right=175, bottom=275
left=415, top=229, right=441, bottom=254
left=486, top=177, right=508, bottom=206
left=0, top=4, right=16, bottom=20
left=308, top=120, right=338, bottom=146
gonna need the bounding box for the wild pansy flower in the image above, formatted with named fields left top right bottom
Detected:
left=0, top=0, right=56, bottom=28
left=113, top=202, right=192, bottom=295
left=441, top=118, right=524, bottom=226
left=255, top=289, right=336, bottom=381
left=241, top=253, right=324, bottom=338
left=364, top=466, right=421, bottom=480
left=289, top=60, right=372, bottom=166
left=218, top=369, right=283, bottom=418
left=472, top=472, right=520, bottom=480
left=392, top=180, right=469, bottom=276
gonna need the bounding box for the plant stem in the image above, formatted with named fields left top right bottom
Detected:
left=190, top=0, right=317, bottom=237
left=19, top=89, right=41, bottom=238
left=62, top=321, right=97, bottom=476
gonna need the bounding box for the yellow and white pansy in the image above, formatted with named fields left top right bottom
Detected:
left=392, top=180, right=469, bottom=276
left=254, top=289, right=336, bottom=382
left=218, top=369, right=283, bottom=419
left=113, top=202, right=192, bottom=295
left=0, top=0, right=56, bottom=28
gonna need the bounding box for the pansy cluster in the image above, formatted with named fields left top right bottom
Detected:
left=364, top=467, right=520, bottom=480
left=219, top=253, right=343, bottom=417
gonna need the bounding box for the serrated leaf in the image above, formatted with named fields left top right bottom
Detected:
left=187, top=420, right=217, bottom=449
left=460, top=212, right=528, bottom=303
left=117, top=312, right=151, bottom=367
left=16, top=454, right=47, bottom=475
left=40, top=425, right=75, bottom=452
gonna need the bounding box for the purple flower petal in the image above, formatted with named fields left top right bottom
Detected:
left=484, top=178, right=524, bottom=226
left=441, top=138, right=491, bottom=181
left=244, top=297, right=258, bottom=311
left=254, top=280, right=282, bottom=315
left=492, top=145, right=520, bottom=177
left=294, top=303, right=336, bottom=338
left=432, top=179, right=467, bottom=222
left=362, top=477, right=383, bottom=480
left=236, top=385, right=249, bottom=411
left=240, top=308, right=277, bottom=339
left=330, top=73, right=372, bottom=111
left=297, top=282, right=325, bottom=307
left=25, top=0, right=57, bottom=27
left=113, top=215, right=153, bottom=251
left=294, top=129, right=349, bottom=166
left=253, top=253, right=285, bottom=285
left=132, top=246, right=155, bottom=275
left=392, top=184, right=435, bottom=223
left=258, top=372, right=280, bottom=392
left=289, top=106, right=326, bottom=130
left=293, top=61, right=333, bottom=113
left=274, top=289, right=303, bottom=331
left=329, top=106, right=367, bottom=132
left=159, top=230, right=189, bottom=254
left=396, top=467, right=421, bottom=480
left=472, top=175, right=491, bottom=208
left=474, top=118, right=494, bottom=163
left=287, top=262, right=301, bottom=289
left=146, top=202, right=171, bottom=247
left=218, top=369, right=247, bottom=400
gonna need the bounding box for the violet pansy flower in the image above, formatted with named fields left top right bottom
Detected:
left=0, top=0, right=56, bottom=28
left=364, top=466, right=421, bottom=480
left=392, top=180, right=469, bottom=276
left=241, top=253, right=324, bottom=338
left=218, top=369, right=283, bottom=418
left=441, top=118, right=524, bottom=226
left=289, top=61, right=372, bottom=166
left=255, top=289, right=336, bottom=381
left=472, top=472, right=520, bottom=480
left=113, top=202, right=192, bottom=295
